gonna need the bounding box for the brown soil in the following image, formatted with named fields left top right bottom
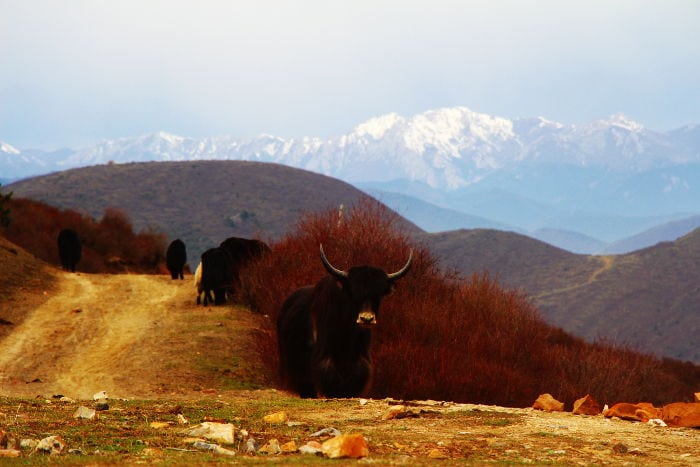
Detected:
left=0, top=242, right=698, bottom=464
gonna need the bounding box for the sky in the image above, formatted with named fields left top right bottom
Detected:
left=1, top=0, right=699, bottom=149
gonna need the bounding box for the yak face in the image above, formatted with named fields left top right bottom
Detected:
left=320, top=245, right=412, bottom=328
left=340, top=266, right=392, bottom=327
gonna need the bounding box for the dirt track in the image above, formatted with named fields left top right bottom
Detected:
left=0, top=271, right=265, bottom=399
left=0, top=270, right=698, bottom=465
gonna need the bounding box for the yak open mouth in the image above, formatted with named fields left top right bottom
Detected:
left=356, top=311, right=377, bottom=327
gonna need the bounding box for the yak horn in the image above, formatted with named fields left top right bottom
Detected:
left=387, top=249, right=413, bottom=280
left=320, top=244, right=348, bottom=279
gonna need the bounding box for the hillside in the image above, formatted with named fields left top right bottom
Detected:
left=0, top=238, right=698, bottom=465
left=424, top=228, right=700, bottom=363
left=0, top=235, right=57, bottom=340
left=6, top=160, right=421, bottom=262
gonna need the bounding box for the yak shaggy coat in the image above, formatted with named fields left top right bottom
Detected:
left=277, top=245, right=412, bottom=398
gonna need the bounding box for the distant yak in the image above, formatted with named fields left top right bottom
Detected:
left=277, top=245, right=412, bottom=398
left=195, top=237, right=270, bottom=306
left=166, top=239, right=187, bottom=280
left=219, top=236, right=270, bottom=298
left=198, top=247, right=230, bottom=306
left=57, top=228, right=81, bottom=272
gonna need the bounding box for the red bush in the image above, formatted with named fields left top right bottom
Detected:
left=2, top=198, right=167, bottom=273
left=243, top=198, right=700, bottom=407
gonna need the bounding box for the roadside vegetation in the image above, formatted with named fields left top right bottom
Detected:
left=242, top=198, right=700, bottom=408
left=1, top=197, right=166, bottom=273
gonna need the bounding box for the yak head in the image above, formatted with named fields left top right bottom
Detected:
left=319, top=244, right=412, bottom=327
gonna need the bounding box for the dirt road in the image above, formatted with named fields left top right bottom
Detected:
left=0, top=271, right=266, bottom=399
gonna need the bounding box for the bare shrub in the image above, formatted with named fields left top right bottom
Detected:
left=2, top=198, right=166, bottom=273
left=243, top=198, right=700, bottom=407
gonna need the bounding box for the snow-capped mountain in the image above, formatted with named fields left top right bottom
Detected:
left=4, top=106, right=700, bottom=252
left=3, top=107, right=699, bottom=186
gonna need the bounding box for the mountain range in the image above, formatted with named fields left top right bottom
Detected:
left=3, top=106, right=700, bottom=252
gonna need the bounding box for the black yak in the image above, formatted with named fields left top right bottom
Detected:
left=219, top=236, right=270, bottom=299
left=57, top=228, right=81, bottom=272
left=166, top=238, right=187, bottom=280
left=277, top=244, right=412, bottom=398
left=198, top=247, right=230, bottom=306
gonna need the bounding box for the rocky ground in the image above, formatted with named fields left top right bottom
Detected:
left=0, top=266, right=698, bottom=464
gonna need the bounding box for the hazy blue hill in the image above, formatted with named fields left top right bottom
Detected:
left=528, top=228, right=608, bottom=254
left=604, top=215, right=700, bottom=254
left=365, top=189, right=519, bottom=233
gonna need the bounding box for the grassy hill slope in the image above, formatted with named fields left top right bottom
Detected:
left=423, top=228, right=700, bottom=363
left=7, top=161, right=421, bottom=262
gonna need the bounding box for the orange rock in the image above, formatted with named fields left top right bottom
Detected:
left=321, top=434, right=369, bottom=459
left=262, top=411, right=288, bottom=424
left=662, top=402, right=700, bottom=428
left=635, top=402, right=662, bottom=418
left=603, top=402, right=660, bottom=421
left=532, top=393, right=564, bottom=412
left=281, top=440, right=298, bottom=453
left=572, top=394, right=600, bottom=416
left=694, top=392, right=700, bottom=402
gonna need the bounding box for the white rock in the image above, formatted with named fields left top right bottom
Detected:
left=186, top=422, right=235, bottom=444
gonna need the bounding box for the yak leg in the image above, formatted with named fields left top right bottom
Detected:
left=315, top=357, right=370, bottom=398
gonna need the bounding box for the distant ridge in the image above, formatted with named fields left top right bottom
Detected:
left=7, top=160, right=422, bottom=261
left=423, top=228, right=700, bottom=363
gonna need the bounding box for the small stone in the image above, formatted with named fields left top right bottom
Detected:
left=299, top=440, right=323, bottom=455
left=245, top=437, right=259, bottom=454
left=532, top=394, right=564, bottom=412
left=262, top=411, right=288, bottom=424
left=612, top=443, right=628, bottom=454
left=20, top=439, right=38, bottom=450
left=177, top=414, right=188, bottom=425
left=92, top=391, right=108, bottom=401
left=572, top=394, right=600, bottom=416
left=193, top=440, right=235, bottom=456
left=34, top=435, right=66, bottom=455
left=281, top=440, right=298, bottom=453
left=95, top=400, right=109, bottom=411
left=428, top=448, right=449, bottom=459
left=647, top=418, right=667, bottom=427
left=186, top=422, right=235, bottom=444
left=149, top=422, right=170, bottom=429
left=259, top=438, right=282, bottom=455
left=383, top=404, right=406, bottom=420
left=59, top=396, right=75, bottom=403
left=321, top=434, right=369, bottom=459
left=694, top=392, right=700, bottom=402
left=212, top=445, right=236, bottom=456
left=73, top=406, right=97, bottom=420
left=310, top=427, right=341, bottom=437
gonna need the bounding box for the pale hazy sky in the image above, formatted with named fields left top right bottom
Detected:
left=1, top=0, right=699, bottom=149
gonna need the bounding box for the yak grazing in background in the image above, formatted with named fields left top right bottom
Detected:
left=57, top=228, right=81, bottom=272
left=277, top=244, right=412, bottom=398
left=166, top=238, right=187, bottom=280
